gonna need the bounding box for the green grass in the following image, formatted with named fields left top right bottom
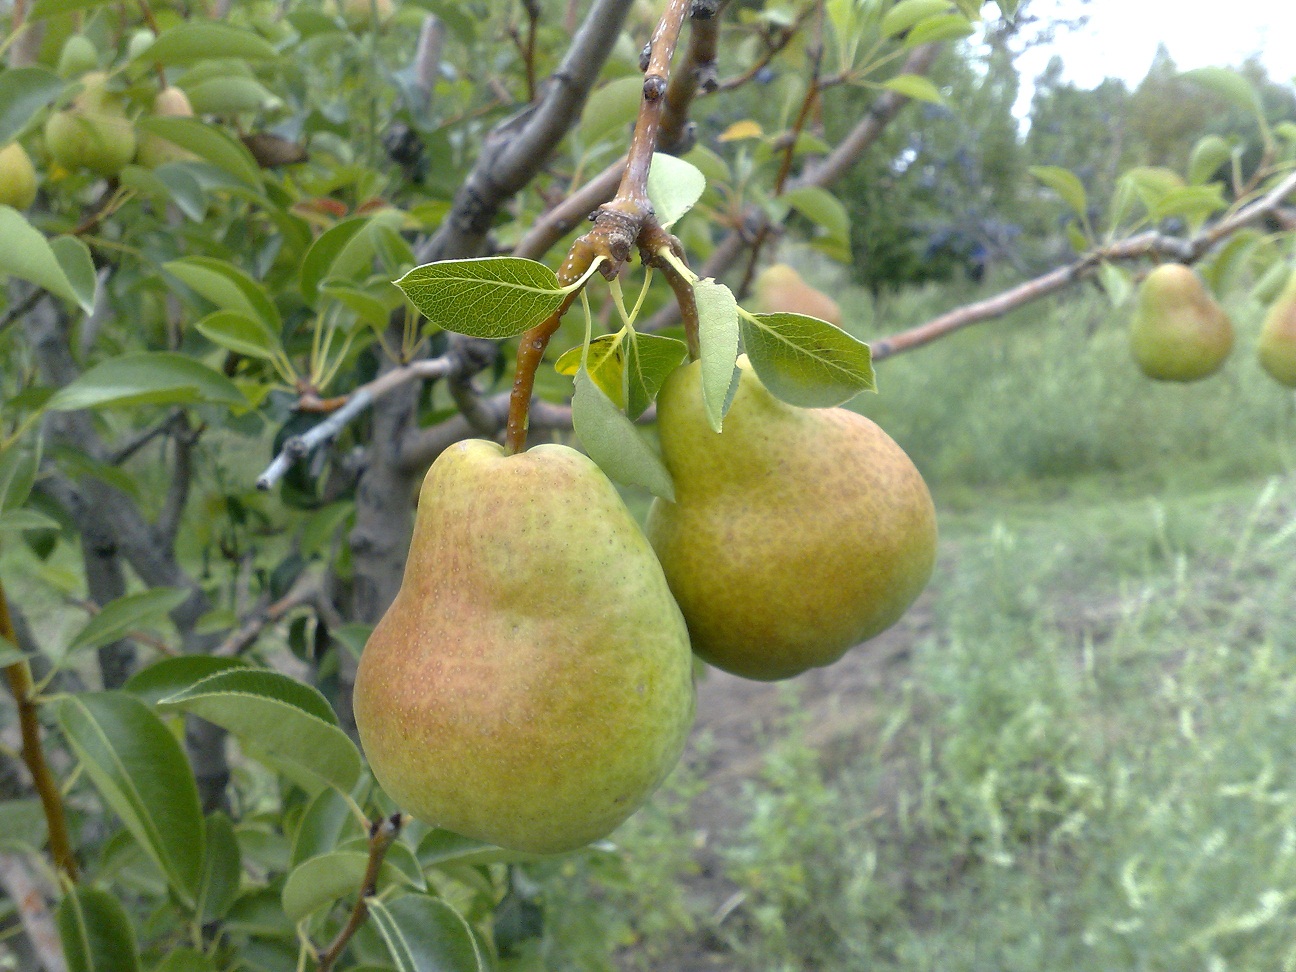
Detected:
left=514, top=274, right=1296, bottom=971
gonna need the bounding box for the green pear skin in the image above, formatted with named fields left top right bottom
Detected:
left=44, top=72, right=136, bottom=177
left=753, top=263, right=843, bottom=326
left=646, top=358, right=937, bottom=682
left=1129, top=264, right=1233, bottom=382
left=0, top=143, right=38, bottom=210
left=1258, top=269, right=1296, bottom=388
left=136, top=86, right=197, bottom=169
left=353, top=440, right=695, bottom=854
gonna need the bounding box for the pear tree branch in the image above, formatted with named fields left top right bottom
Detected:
left=315, top=814, right=402, bottom=972
left=870, top=169, right=1296, bottom=361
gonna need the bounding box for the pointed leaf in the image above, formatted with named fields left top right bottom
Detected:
left=67, top=587, right=189, bottom=655
left=1188, top=134, right=1233, bottom=186
left=1182, top=67, right=1263, bottom=118
left=739, top=312, right=875, bottom=407
left=57, top=886, right=140, bottom=972
left=44, top=352, right=248, bottom=411
left=0, top=508, right=60, bottom=533
left=124, top=655, right=248, bottom=705
left=164, top=257, right=279, bottom=328
left=368, top=895, right=487, bottom=972
left=159, top=669, right=361, bottom=794
left=301, top=218, right=369, bottom=302
left=395, top=257, right=564, bottom=339
left=417, top=828, right=546, bottom=868
left=693, top=279, right=738, bottom=432
left=281, top=851, right=417, bottom=923
left=49, top=236, right=98, bottom=315
left=197, top=813, right=242, bottom=924
left=291, top=788, right=364, bottom=867
left=579, top=75, right=643, bottom=147
left=572, top=368, right=674, bottom=500
left=881, top=0, right=953, bottom=38
left=881, top=74, right=944, bottom=105
left=0, top=437, right=41, bottom=512
left=56, top=692, right=205, bottom=905
left=195, top=310, right=283, bottom=361
left=0, top=67, right=66, bottom=145
left=1029, top=166, right=1087, bottom=218
left=624, top=332, right=687, bottom=420
left=0, top=207, right=92, bottom=312
left=646, top=153, right=706, bottom=229
left=137, top=23, right=278, bottom=66
left=554, top=334, right=626, bottom=407
left=135, top=118, right=261, bottom=188
left=781, top=186, right=850, bottom=245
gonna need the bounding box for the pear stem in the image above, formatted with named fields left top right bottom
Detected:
left=315, top=813, right=401, bottom=972
left=0, top=583, right=79, bottom=883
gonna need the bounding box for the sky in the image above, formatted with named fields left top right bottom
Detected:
left=1010, top=0, right=1296, bottom=115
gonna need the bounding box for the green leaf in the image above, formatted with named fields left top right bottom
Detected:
left=624, top=332, right=687, bottom=420
left=153, top=949, right=216, bottom=972
left=195, top=310, right=283, bottom=361
left=572, top=367, right=674, bottom=501
left=739, top=312, right=875, bottom=408
left=1121, top=166, right=1185, bottom=215
left=49, top=236, right=98, bottom=315
left=124, top=655, right=248, bottom=705
left=1182, top=67, right=1263, bottom=119
left=56, top=692, right=206, bottom=906
left=1097, top=261, right=1133, bottom=308
left=781, top=185, right=850, bottom=245
left=281, top=851, right=416, bottom=923
left=290, top=787, right=363, bottom=867
left=301, top=500, right=356, bottom=557
left=45, top=352, right=248, bottom=411
left=881, top=0, right=952, bottom=38
left=0, top=67, right=66, bottom=145
left=554, top=333, right=626, bottom=408
left=417, top=828, right=544, bottom=868
left=0, top=508, right=59, bottom=533
left=28, top=0, right=111, bottom=16
left=1188, top=135, right=1233, bottom=186
left=646, top=153, right=706, bottom=229
left=197, top=813, right=242, bottom=924
left=0, top=636, right=32, bottom=667
left=135, top=118, right=262, bottom=188
left=579, top=75, right=642, bottom=147
left=164, top=256, right=280, bottom=329
left=395, top=257, right=565, bottom=339
left=693, top=279, right=738, bottom=432
left=301, top=218, right=369, bottom=302
left=0, top=798, right=47, bottom=851
left=0, top=437, right=40, bottom=513
left=67, top=587, right=189, bottom=655
left=159, top=669, right=362, bottom=794
left=186, top=77, right=281, bottom=115
left=120, top=164, right=207, bottom=222
left=881, top=74, right=944, bottom=105
left=57, top=886, right=141, bottom=972
left=0, top=207, right=94, bottom=313
left=368, top=895, right=488, bottom=972
left=1029, top=165, right=1087, bottom=218
left=137, top=23, right=278, bottom=66
left=320, top=281, right=397, bottom=330
left=903, top=13, right=974, bottom=46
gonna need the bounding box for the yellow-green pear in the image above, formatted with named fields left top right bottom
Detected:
left=646, top=357, right=937, bottom=682
left=325, top=0, right=394, bottom=30
left=753, top=263, right=843, bottom=325
left=353, top=440, right=695, bottom=854
left=0, top=143, right=38, bottom=210
left=1257, top=268, right=1296, bottom=388
left=56, top=35, right=98, bottom=78
left=44, top=72, right=136, bottom=177
left=1129, top=263, right=1233, bottom=382
left=136, top=86, right=197, bottom=169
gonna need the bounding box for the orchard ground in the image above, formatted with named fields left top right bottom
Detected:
left=525, top=264, right=1296, bottom=971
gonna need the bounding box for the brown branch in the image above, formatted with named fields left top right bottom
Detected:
left=658, top=0, right=731, bottom=153
left=0, top=853, right=66, bottom=972
left=871, top=169, right=1296, bottom=362
left=520, top=0, right=541, bottom=102
left=504, top=287, right=582, bottom=455
left=213, top=573, right=328, bottom=657
left=1, top=586, right=78, bottom=883
left=316, top=814, right=401, bottom=972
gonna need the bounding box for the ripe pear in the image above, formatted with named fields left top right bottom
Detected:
left=1257, top=269, right=1296, bottom=388
left=646, top=357, right=937, bottom=682
left=136, top=86, right=197, bottom=169
left=753, top=263, right=843, bottom=325
left=0, top=143, right=38, bottom=210
left=353, top=440, right=695, bottom=854
left=44, top=72, right=136, bottom=177
left=1129, top=263, right=1233, bottom=382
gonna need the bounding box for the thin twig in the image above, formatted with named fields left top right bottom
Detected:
left=1, top=586, right=78, bottom=882
left=214, top=573, right=330, bottom=657
left=0, top=289, right=46, bottom=338
left=316, top=814, right=402, bottom=972
left=871, top=170, right=1296, bottom=361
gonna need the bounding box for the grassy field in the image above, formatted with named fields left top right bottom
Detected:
left=514, top=271, right=1296, bottom=970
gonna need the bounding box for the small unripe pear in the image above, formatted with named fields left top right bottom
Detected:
left=127, top=29, right=155, bottom=61
left=56, top=35, right=99, bottom=78
left=1258, top=269, right=1296, bottom=388
left=0, top=143, right=38, bottom=210
left=136, top=86, right=197, bottom=169
left=1129, top=264, right=1233, bottom=382
left=753, top=263, right=843, bottom=325
left=44, top=72, right=136, bottom=177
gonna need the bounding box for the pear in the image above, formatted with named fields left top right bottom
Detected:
left=753, top=263, right=843, bottom=326
left=136, top=86, right=198, bottom=169
left=325, top=0, right=394, bottom=30
left=1129, top=263, right=1233, bottom=382
left=646, top=358, right=937, bottom=682
left=44, top=72, right=136, bottom=177
left=1257, top=268, right=1296, bottom=388
left=56, top=35, right=98, bottom=78
left=353, top=440, right=695, bottom=854
left=0, top=143, right=38, bottom=210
